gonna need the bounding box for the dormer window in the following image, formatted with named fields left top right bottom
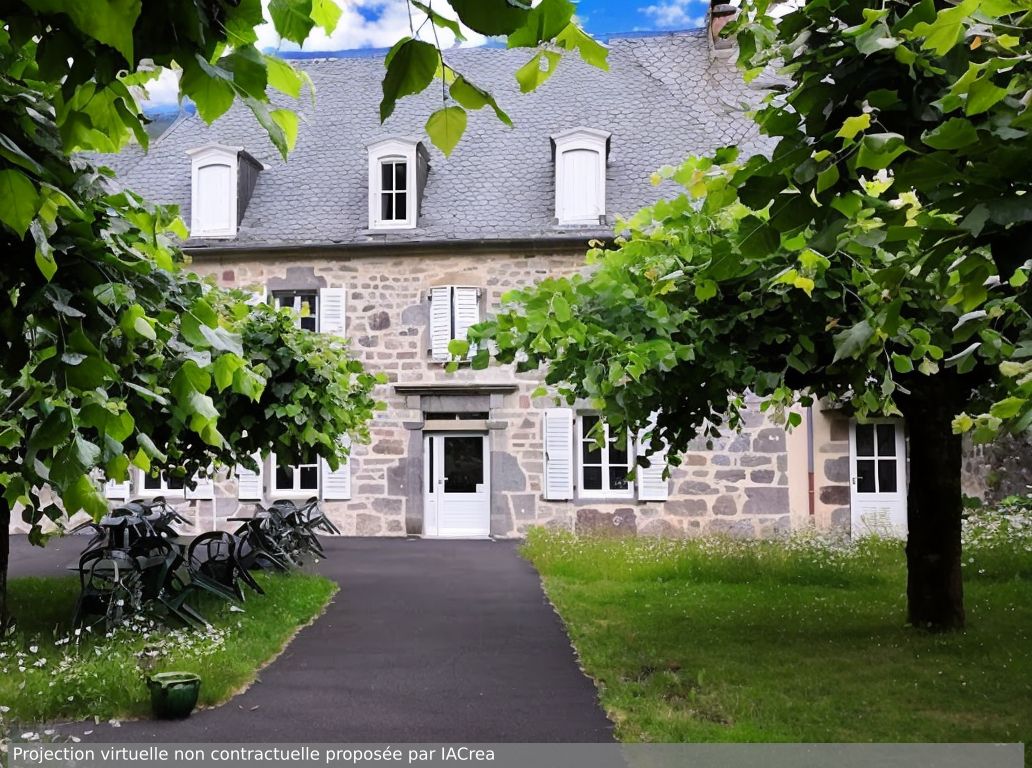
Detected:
left=551, top=127, right=611, bottom=226
left=368, top=137, right=429, bottom=230
left=186, top=143, right=261, bottom=239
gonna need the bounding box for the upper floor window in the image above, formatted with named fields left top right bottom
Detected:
left=367, top=137, right=429, bottom=230
left=186, top=143, right=261, bottom=239
left=551, top=127, right=611, bottom=226
left=429, top=285, right=481, bottom=361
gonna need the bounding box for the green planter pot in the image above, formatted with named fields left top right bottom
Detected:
left=147, top=672, right=201, bottom=719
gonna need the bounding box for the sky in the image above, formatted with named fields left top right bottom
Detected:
left=141, top=0, right=710, bottom=109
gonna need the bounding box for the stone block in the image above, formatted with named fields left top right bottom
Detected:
left=727, top=434, right=751, bottom=452
left=493, top=452, right=527, bottom=492
left=640, top=519, right=681, bottom=537
left=706, top=518, right=755, bottom=538
left=713, top=495, right=737, bottom=516
left=753, top=428, right=786, bottom=452
left=740, top=454, right=771, bottom=467
left=824, top=456, right=850, bottom=483
left=715, top=469, right=746, bottom=482
left=665, top=498, right=709, bottom=517
left=356, top=513, right=383, bottom=536
left=509, top=493, right=537, bottom=519
left=373, top=439, right=404, bottom=455
left=711, top=454, right=731, bottom=466
left=677, top=480, right=719, bottom=495
left=372, top=497, right=403, bottom=514
left=575, top=508, right=637, bottom=537
left=742, top=486, right=790, bottom=515
left=400, top=304, right=425, bottom=325
left=685, top=454, right=707, bottom=466
left=750, top=470, right=775, bottom=484
left=819, top=484, right=850, bottom=506
left=369, top=311, right=391, bottom=330
left=830, top=506, right=850, bottom=530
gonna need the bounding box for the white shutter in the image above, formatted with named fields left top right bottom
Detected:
left=321, top=439, right=352, bottom=500
left=319, top=287, right=347, bottom=336
left=430, top=286, right=453, bottom=361
left=636, top=413, right=669, bottom=501
left=185, top=474, right=216, bottom=500
left=237, top=454, right=264, bottom=501
left=246, top=286, right=267, bottom=305
left=104, top=478, right=130, bottom=500
left=453, top=287, right=480, bottom=357
left=542, top=408, right=574, bottom=501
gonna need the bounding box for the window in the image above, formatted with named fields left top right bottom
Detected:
left=429, top=286, right=481, bottom=361
left=141, top=472, right=186, bottom=496
left=854, top=423, right=899, bottom=494
left=274, top=290, right=318, bottom=332
left=271, top=454, right=319, bottom=497
left=379, top=159, right=408, bottom=223
left=367, top=137, right=428, bottom=230
left=186, top=143, right=261, bottom=239
left=551, top=128, right=610, bottom=226
left=577, top=414, right=633, bottom=499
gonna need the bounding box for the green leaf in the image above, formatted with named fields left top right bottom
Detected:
left=507, top=0, right=575, bottom=48
left=311, top=0, right=342, bottom=35
left=0, top=169, right=40, bottom=238
left=816, top=164, right=839, bottom=193
left=891, top=353, right=914, bottom=373
left=921, top=117, right=978, bottom=149
left=62, top=474, right=109, bottom=519
left=425, top=107, right=467, bottom=157
left=832, top=319, right=874, bottom=362
left=411, top=0, right=465, bottom=42
left=836, top=114, right=871, bottom=140
left=990, top=396, right=1025, bottom=420
left=268, top=0, right=316, bottom=44
left=266, top=55, right=303, bottom=98
left=448, top=338, right=471, bottom=358
left=555, top=23, right=608, bottom=69
left=552, top=295, right=571, bottom=322
left=448, top=0, right=530, bottom=36
left=271, top=109, right=299, bottom=152
left=965, top=77, right=1008, bottom=116
left=133, top=315, right=157, bottom=340
left=180, top=56, right=235, bottom=124
left=450, top=76, right=513, bottom=126
left=855, top=133, right=909, bottom=170
left=380, top=39, right=439, bottom=122
left=515, top=50, right=562, bottom=94
left=912, top=0, right=979, bottom=56
left=25, top=0, right=141, bottom=62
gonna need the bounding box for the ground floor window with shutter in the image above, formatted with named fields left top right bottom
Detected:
left=577, top=414, right=634, bottom=499
left=271, top=454, right=319, bottom=497
left=140, top=471, right=186, bottom=496
left=273, top=290, right=318, bottom=331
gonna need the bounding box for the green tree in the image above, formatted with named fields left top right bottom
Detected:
left=0, top=0, right=601, bottom=630
left=466, top=0, right=1032, bottom=630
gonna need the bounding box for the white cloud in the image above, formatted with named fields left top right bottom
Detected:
left=142, top=0, right=484, bottom=109
left=638, top=0, right=706, bottom=29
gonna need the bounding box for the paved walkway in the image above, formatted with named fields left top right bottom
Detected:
left=8, top=536, right=613, bottom=742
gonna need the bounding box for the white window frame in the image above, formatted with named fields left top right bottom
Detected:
left=269, top=453, right=320, bottom=498
left=552, top=127, right=610, bottom=226
left=135, top=469, right=187, bottom=499
left=576, top=413, right=634, bottom=500
left=186, top=143, right=240, bottom=238
left=368, top=137, right=419, bottom=230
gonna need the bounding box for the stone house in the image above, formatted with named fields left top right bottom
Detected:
left=12, top=21, right=922, bottom=540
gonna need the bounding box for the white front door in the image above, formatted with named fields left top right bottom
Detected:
left=849, top=419, right=907, bottom=538
left=423, top=432, right=490, bottom=538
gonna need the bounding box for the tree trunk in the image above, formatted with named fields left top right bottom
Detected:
left=0, top=497, right=9, bottom=633
left=900, top=379, right=966, bottom=631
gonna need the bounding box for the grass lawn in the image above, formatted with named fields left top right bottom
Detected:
left=0, top=570, right=336, bottom=725
left=523, top=519, right=1031, bottom=756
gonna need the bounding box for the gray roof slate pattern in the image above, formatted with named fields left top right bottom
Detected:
left=109, top=30, right=761, bottom=249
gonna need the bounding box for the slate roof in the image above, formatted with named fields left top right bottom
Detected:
left=108, top=29, right=765, bottom=250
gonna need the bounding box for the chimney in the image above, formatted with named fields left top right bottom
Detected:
left=709, top=1, right=738, bottom=54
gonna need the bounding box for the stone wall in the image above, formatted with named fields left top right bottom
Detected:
left=962, top=433, right=1032, bottom=504
left=177, top=247, right=801, bottom=539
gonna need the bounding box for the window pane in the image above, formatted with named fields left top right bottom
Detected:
left=395, top=192, right=407, bottom=220
left=608, top=466, right=630, bottom=491
left=878, top=460, right=897, bottom=493
left=427, top=437, right=434, bottom=493
left=876, top=424, right=896, bottom=457
left=582, top=439, right=602, bottom=465
left=144, top=474, right=162, bottom=490
left=300, top=316, right=317, bottom=332
left=583, top=466, right=602, bottom=490
left=855, top=424, right=875, bottom=456
left=394, top=161, right=407, bottom=191
left=381, top=192, right=394, bottom=221
left=381, top=162, right=393, bottom=191
left=856, top=459, right=876, bottom=493
left=443, top=436, right=483, bottom=493
left=299, top=465, right=319, bottom=490
left=167, top=475, right=185, bottom=490
left=609, top=431, right=629, bottom=465
left=275, top=464, right=293, bottom=490
left=581, top=415, right=600, bottom=439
